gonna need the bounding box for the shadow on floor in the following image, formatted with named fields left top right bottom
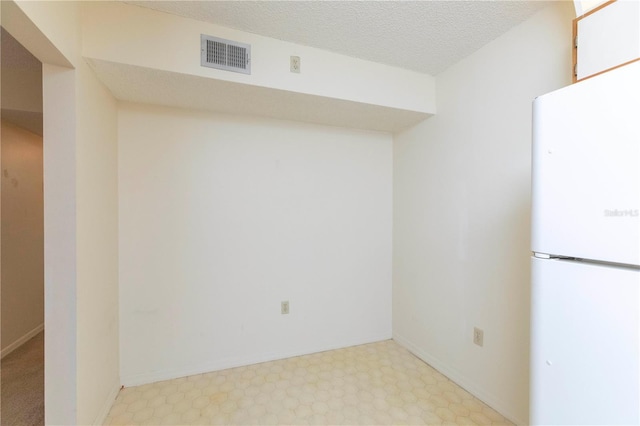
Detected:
left=1, top=331, right=44, bottom=426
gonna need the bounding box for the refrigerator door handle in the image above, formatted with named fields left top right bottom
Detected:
left=533, top=253, right=551, bottom=259
left=533, top=253, right=577, bottom=260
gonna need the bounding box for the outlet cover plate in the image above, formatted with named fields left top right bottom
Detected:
left=473, top=327, right=484, bottom=347
left=290, top=56, right=300, bottom=73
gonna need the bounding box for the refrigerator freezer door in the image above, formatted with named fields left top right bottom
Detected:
left=530, top=257, right=639, bottom=425
left=531, top=62, right=640, bottom=266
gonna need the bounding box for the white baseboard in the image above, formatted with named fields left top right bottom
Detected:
left=393, top=332, right=525, bottom=426
left=121, top=331, right=392, bottom=388
left=1, top=323, right=44, bottom=359
left=93, top=381, right=121, bottom=426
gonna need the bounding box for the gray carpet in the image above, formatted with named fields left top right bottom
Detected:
left=1, top=331, right=44, bottom=426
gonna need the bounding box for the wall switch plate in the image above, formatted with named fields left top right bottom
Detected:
left=290, top=56, right=300, bottom=73
left=281, top=301, right=290, bottom=315
left=473, top=327, right=484, bottom=347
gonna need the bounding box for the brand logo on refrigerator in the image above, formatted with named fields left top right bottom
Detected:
left=604, top=209, right=639, bottom=217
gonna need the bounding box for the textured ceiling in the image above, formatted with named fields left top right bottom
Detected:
left=125, top=0, right=553, bottom=75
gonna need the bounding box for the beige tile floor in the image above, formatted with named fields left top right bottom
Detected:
left=104, top=340, right=512, bottom=425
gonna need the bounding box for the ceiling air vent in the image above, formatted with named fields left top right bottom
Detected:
left=201, top=34, right=251, bottom=75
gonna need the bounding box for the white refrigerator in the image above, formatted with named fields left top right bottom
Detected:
left=530, top=61, right=640, bottom=424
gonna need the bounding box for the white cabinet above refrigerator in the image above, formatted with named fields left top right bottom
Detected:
left=574, top=0, right=640, bottom=82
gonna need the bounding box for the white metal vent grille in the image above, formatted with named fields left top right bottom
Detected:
left=201, top=35, right=251, bottom=75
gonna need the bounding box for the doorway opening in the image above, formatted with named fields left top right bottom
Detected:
left=1, top=26, right=45, bottom=425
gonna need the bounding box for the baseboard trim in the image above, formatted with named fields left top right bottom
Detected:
left=121, top=332, right=392, bottom=388
left=393, top=332, right=526, bottom=426
left=1, top=323, right=44, bottom=359
left=93, top=381, right=121, bottom=426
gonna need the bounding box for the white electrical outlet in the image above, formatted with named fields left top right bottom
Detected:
left=281, top=301, right=290, bottom=315
left=473, top=327, right=484, bottom=347
left=290, top=56, right=300, bottom=73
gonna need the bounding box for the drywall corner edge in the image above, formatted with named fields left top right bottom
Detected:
left=393, top=332, right=526, bottom=426
left=92, top=381, right=121, bottom=426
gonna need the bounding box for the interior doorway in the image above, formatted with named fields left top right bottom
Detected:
left=0, top=26, right=45, bottom=425
left=1, top=2, right=80, bottom=422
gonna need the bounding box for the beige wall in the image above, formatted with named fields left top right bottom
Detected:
left=1, top=120, right=44, bottom=355
left=392, top=3, right=575, bottom=424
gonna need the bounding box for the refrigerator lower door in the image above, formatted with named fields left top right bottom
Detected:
left=531, top=256, right=639, bottom=425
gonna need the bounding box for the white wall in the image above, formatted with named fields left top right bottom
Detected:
left=1, top=121, right=44, bottom=356
left=392, top=3, right=574, bottom=424
left=42, top=60, right=79, bottom=426
left=75, top=58, right=120, bottom=425
left=118, top=103, right=392, bottom=385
